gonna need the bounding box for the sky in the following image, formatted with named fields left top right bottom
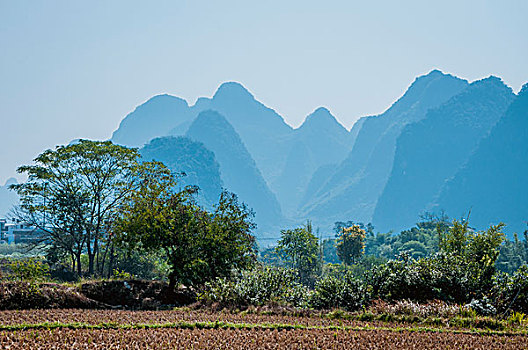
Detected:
left=1, top=0, right=527, bottom=184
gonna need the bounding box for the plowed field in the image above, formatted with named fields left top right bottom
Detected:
left=0, top=309, right=526, bottom=349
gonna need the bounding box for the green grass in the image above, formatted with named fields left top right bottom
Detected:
left=0, top=320, right=526, bottom=336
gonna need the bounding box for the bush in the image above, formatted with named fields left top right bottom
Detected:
left=6, top=258, right=49, bottom=282
left=310, top=269, right=368, bottom=311
left=465, top=297, right=497, bottom=316
left=200, top=266, right=310, bottom=308
left=491, top=265, right=528, bottom=315
left=366, top=251, right=487, bottom=304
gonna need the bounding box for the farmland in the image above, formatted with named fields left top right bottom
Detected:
left=0, top=309, right=526, bottom=349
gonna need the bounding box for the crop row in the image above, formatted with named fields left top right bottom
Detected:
left=0, top=309, right=399, bottom=329
left=2, top=327, right=527, bottom=349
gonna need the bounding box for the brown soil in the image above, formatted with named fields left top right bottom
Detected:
left=1, top=328, right=526, bottom=349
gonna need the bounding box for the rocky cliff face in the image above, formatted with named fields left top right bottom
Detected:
left=433, top=83, right=528, bottom=234
left=300, top=70, right=469, bottom=228
left=373, top=76, right=515, bottom=232
left=186, top=110, right=284, bottom=236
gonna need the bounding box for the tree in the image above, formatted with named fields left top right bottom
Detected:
left=276, top=221, right=321, bottom=286
left=336, top=225, right=366, bottom=265
left=437, top=219, right=506, bottom=297
left=10, top=140, right=143, bottom=276
left=115, top=164, right=256, bottom=289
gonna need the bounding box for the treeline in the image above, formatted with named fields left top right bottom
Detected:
left=9, top=140, right=255, bottom=288
left=5, top=140, right=528, bottom=317
left=205, top=219, right=528, bottom=316
left=319, top=215, right=528, bottom=274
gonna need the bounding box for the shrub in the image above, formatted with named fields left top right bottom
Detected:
left=200, top=266, right=310, bottom=308
left=366, top=251, right=487, bottom=304
left=111, top=268, right=133, bottom=280
left=507, top=312, right=527, bottom=326
left=465, top=297, right=497, bottom=316
left=310, top=269, right=368, bottom=311
left=6, top=258, right=49, bottom=282
left=491, top=265, right=528, bottom=314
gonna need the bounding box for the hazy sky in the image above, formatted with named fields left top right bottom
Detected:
left=1, top=0, right=527, bottom=184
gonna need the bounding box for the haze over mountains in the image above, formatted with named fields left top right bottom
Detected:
left=299, top=70, right=469, bottom=227
left=434, top=84, right=528, bottom=233
left=0, top=178, right=18, bottom=218
left=108, top=70, right=528, bottom=239
left=373, top=76, right=515, bottom=232
left=2, top=70, right=525, bottom=240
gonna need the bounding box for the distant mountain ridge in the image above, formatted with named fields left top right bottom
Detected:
left=432, top=83, right=528, bottom=234
left=299, top=70, right=469, bottom=228
left=186, top=110, right=284, bottom=235
left=274, top=107, right=354, bottom=216
left=140, top=136, right=223, bottom=208
left=112, top=95, right=191, bottom=147
left=373, top=76, right=515, bottom=232
left=109, top=71, right=528, bottom=239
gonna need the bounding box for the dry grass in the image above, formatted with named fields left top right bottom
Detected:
left=1, top=328, right=527, bottom=349
left=0, top=309, right=526, bottom=349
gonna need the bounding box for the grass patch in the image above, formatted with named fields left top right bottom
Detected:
left=0, top=320, right=526, bottom=336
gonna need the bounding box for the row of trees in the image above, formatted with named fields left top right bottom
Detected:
left=9, top=139, right=527, bottom=303
left=203, top=218, right=528, bottom=315
left=11, top=140, right=256, bottom=289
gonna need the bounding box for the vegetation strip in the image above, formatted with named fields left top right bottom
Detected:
left=0, top=321, right=526, bottom=336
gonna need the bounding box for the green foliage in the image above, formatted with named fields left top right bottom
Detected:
left=200, top=266, right=310, bottom=308
left=111, top=268, right=132, bottom=280
left=116, top=165, right=256, bottom=288
left=438, top=219, right=470, bottom=254
left=439, top=220, right=505, bottom=295
left=336, top=225, right=366, bottom=265
left=491, top=265, right=528, bottom=315
left=11, top=140, right=144, bottom=277
left=496, top=231, right=528, bottom=274
left=0, top=244, right=42, bottom=258
left=365, top=220, right=507, bottom=305
left=363, top=213, right=449, bottom=259
left=110, top=248, right=170, bottom=281
left=507, top=312, right=527, bottom=326
left=6, top=258, right=49, bottom=282
left=275, top=221, right=321, bottom=286
left=311, top=268, right=368, bottom=311
left=321, top=238, right=340, bottom=264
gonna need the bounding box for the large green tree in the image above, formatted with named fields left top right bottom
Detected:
left=11, top=140, right=143, bottom=276
left=115, top=164, right=257, bottom=289
left=336, top=225, right=366, bottom=265
left=276, top=221, right=321, bottom=286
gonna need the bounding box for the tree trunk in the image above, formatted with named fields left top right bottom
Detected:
left=106, top=244, right=115, bottom=279
left=76, top=252, right=82, bottom=277
left=70, top=252, right=75, bottom=272
left=88, top=237, right=98, bottom=276
left=168, top=271, right=177, bottom=291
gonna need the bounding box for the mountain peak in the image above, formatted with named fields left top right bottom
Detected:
left=3, top=178, right=17, bottom=187
left=427, top=69, right=444, bottom=76
left=312, top=106, right=332, bottom=115
left=213, top=82, right=254, bottom=101
left=382, top=70, right=468, bottom=117
left=519, top=83, right=528, bottom=97
left=413, top=69, right=455, bottom=85
left=191, top=110, right=233, bottom=130
left=301, top=107, right=341, bottom=128
left=143, top=94, right=188, bottom=107
left=298, top=107, right=349, bottom=138
left=471, top=75, right=510, bottom=89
